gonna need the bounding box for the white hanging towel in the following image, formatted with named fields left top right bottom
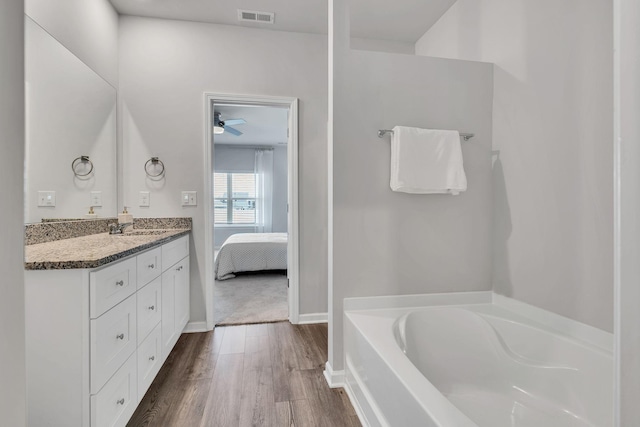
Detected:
left=390, top=126, right=467, bottom=195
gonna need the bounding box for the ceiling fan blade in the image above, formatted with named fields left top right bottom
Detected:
left=225, top=126, right=243, bottom=136
left=224, top=118, right=246, bottom=126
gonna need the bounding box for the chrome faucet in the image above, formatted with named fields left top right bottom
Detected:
left=108, top=222, right=132, bottom=235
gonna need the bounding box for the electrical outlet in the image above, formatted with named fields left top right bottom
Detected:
left=90, top=191, right=102, bottom=207
left=37, top=191, right=56, bottom=207
left=181, top=191, right=197, bottom=206
left=139, top=191, right=150, bottom=207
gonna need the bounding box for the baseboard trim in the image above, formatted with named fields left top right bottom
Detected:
left=323, top=361, right=345, bottom=388
left=343, top=382, right=370, bottom=427
left=183, top=321, right=209, bottom=333
left=325, top=362, right=371, bottom=426
left=298, top=312, right=328, bottom=324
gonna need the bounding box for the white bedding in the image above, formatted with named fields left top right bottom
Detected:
left=214, top=233, right=288, bottom=280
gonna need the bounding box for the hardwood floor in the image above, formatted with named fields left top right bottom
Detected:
left=128, top=322, right=360, bottom=427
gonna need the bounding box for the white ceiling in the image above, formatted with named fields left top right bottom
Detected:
left=108, top=0, right=457, bottom=44
left=213, top=104, right=288, bottom=147
left=109, top=0, right=328, bottom=35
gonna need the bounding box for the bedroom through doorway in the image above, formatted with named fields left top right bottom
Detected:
left=205, top=95, right=299, bottom=328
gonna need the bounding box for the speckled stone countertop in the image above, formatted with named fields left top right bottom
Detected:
left=25, top=228, right=190, bottom=270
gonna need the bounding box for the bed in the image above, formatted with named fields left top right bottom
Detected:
left=214, top=232, right=288, bottom=280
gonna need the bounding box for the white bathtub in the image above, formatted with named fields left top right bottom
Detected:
left=343, top=299, right=613, bottom=427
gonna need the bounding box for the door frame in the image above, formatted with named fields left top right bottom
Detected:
left=203, top=93, right=300, bottom=330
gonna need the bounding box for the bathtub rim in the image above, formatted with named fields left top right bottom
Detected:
left=344, top=291, right=613, bottom=353
left=340, top=292, right=613, bottom=427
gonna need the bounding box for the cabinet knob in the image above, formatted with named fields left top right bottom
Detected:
left=148, top=305, right=155, bottom=311
left=115, top=280, right=124, bottom=286
left=176, top=266, right=182, bottom=271
left=117, top=398, right=125, bottom=405
left=149, top=356, right=155, bottom=361
left=116, top=333, right=125, bottom=340
left=148, top=263, right=155, bottom=269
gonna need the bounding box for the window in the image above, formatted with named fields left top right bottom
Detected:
left=214, top=172, right=257, bottom=224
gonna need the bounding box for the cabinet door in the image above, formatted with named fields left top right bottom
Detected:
left=175, top=256, right=190, bottom=333
left=161, top=267, right=177, bottom=361
left=160, top=256, right=190, bottom=361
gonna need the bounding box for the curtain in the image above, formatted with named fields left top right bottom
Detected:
left=255, top=148, right=274, bottom=233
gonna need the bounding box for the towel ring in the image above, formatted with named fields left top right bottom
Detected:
left=71, top=155, right=94, bottom=177
left=145, top=157, right=165, bottom=178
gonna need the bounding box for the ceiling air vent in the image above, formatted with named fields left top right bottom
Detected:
left=238, top=9, right=275, bottom=24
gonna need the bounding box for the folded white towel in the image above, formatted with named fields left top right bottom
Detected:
left=390, top=126, right=467, bottom=195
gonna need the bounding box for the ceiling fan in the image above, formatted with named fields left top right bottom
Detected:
left=213, top=112, right=246, bottom=136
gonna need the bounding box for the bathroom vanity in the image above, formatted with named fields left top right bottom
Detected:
left=24, top=226, right=191, bottom=427
left=23, top=15, right=193, bottom=426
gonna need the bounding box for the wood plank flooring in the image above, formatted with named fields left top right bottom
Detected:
left=128, top=322, right=360, bottom=427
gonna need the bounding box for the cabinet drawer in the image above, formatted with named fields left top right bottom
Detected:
left=137, top=247, right=161, bottom=288
left=137, top=324, right=162, bottom=402
left=90, top=353, right=137, bottom=427
left=162, top=235, right=189, bottom=271
left=90, top=257, right=137, bottom=319
left=137, top=277, right=161, bottom=343
left=91, top=295, right=137, bottom=394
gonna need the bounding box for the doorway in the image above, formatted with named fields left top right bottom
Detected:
left=204, top=94, right=299, bottom=330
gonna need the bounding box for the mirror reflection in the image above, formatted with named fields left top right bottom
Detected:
left=24, top=16, right=117, bottom=223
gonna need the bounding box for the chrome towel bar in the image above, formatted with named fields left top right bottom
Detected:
left=377, top=129, right=474, bottom=141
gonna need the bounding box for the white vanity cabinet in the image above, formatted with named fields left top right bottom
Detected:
left=25, top=234, right=190, bottom=427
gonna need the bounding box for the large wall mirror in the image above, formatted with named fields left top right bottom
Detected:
left=24, top=16, right=117, bottom=223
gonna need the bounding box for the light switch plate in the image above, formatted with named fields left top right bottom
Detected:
left=90, top=191, right=102, bottom=207
left=181, top=191, right=197, bottom=206
left=139, top=191, right=150, bottom=207
left=38, top=191, right=56, bottom=207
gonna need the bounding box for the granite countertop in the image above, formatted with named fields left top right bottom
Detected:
left=25, top=229, right=191, bottom=270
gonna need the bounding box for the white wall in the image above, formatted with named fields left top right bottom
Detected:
left=416, top=0, right=614, bottom=332
left=119, top=17, right=328, bottom=321
left=350, top=37, right=415, bottom=55
left=615, top=0, right=640, bottom=423
left=0, top=0, right=26, bottom=424
left=25, top=0, right=118, bottom=87
left=329, top=0, right=494, bottom=371
left=212, top=145, right=288, bottom=247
